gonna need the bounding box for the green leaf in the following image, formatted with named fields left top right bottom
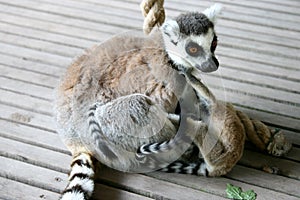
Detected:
left=241, top=190, right=257, bottom=200
left=226, top=184, right=243, bottom=199
left=226, top=184, right=257, bottom=200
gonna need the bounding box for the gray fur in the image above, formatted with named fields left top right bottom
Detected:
left=176, top=12, right=214, bottom=35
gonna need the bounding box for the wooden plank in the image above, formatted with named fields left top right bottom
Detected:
left=212, top=87, right=300, bottom=119
left=147, top=169, right=300, bottom=200
left=205, top=0, right=300, bottom=22
left=250, top=0, right=300, bottom=8
left=168, top=0, right=300, bottom=23
left=165, top=1, right=300, bottom=32
left=0, top=119, right=67, bottom=153
left=228, top=165, right=300, bottom=197
left=218, top=34, right=299, bottom=60
left=0, top=31, right=82, bottom=57
left=23, top=0, right=140, bottom=26
left=94, top=184, right=154, bottom=200
left=215, top=25, right=300, bottom=51
left=0, top=21, right=93, bottom=49
left=0, top=137, right=71, bottom=172
left=0, top=177, right=60, bottom=200
left=0, top=2, right=125, bottom=36
left=0, top=76, right=54, bottom=100
left=0, top=88, right=52, bottom=115
left=203, top=74, right=300, bottom=105
left=219, top=56, right=300, bottom=82
left=216, top=18, right=300, bottom=40
left=0, top=0, right=142, bottom=30
left=0, top=156, right=68, bottom=193
left=217, top=46, right=299, bottom=71
left=98, top=167, right=227, bottom=200
left=0, top=64, right=58, bottom=88
left=0, top=103, right=56, bottom=132
left=0, top=53, right=63, bottom=77
left=0, top=42, right=71, bottom=67
left=239, top=150, right=300, bottom=180
left=0, top=13, right=108, bottom=42
left=215, top=0, right=300, bottom=16
left=282, top=146, right=300, bottom=162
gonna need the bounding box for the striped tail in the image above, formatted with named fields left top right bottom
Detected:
left=60, top=153, right=96, bottom=200
left=159, top=160, right=208, bottom=176
left=135, top=134, right=192, bottom=161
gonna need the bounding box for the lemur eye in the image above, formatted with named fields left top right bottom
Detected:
left=189, top=47, right=198, bottom=54
left=212, top=40, right=217, bottom=48
left=211, top=35, right=218, bottom=52
left=186, top=42, right=202, bottom=57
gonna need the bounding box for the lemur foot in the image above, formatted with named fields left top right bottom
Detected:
left=267, top=129, right=292, bottom=157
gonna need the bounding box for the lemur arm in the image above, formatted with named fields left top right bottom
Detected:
left=183, top=67, right=216, bottom=104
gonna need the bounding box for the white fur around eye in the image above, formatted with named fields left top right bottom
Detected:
left=203, top=3, right=223, bottom=24
left=190, top=28, right=214, bottom=56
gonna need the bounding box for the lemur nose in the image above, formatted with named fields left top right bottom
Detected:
left=196, top=58, right=219, bottom=73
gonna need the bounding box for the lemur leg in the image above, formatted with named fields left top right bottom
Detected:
left=184, top=69, right=246, bottom=177
left=60, top=153, right=97, bottom=200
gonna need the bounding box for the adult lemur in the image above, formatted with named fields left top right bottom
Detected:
left=55, top=4, right=291, bottom=200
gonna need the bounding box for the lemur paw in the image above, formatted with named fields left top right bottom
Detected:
left=267, top=129, right=292, bottom=157
left=197, top=162, right=209, bottom=176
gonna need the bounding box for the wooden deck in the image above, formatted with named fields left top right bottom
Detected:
left=0, top=0, right=299, bottom=199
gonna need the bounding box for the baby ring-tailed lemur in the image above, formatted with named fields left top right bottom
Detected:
left=55, top=4, right=291, bottom=200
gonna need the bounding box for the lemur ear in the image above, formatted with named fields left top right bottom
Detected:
left=203, top=3, right=223, bottom=24
left=161, top=19, right=180, bottom=46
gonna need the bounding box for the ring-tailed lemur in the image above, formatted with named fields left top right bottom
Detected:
left=55, top=4, right=291, bottom=199
left=55, top=4, right=223, bottom=199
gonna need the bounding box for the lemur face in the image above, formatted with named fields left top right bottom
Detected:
left=161, top=4, right=222, bottom=73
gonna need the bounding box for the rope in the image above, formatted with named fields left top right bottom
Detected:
left=140, top=0, right=165, bottom=35
left=236, top=110, right=292, bottom=156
